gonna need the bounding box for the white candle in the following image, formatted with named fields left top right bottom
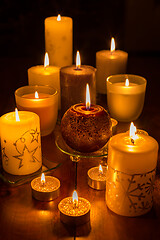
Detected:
left=45, top=14, right=73, bottom=67
left=0, top=110, right=42, bottom=175
left=28, top=53, right=60, bottom=109
left=106, top=123, right=159, bottom=216
left=107, top=74, right=147, bottom=122
left=96, top=37, right=128, bottom=94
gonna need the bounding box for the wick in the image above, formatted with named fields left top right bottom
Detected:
left=131, top=138, right=135, bottom=144
left=41, top=181, right=45, bottom=187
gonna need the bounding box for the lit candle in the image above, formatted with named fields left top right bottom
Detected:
left=58, top=190, right=91, bottom=226
left=106, top=122, right=159, bottom=216
left=60, top=51, right=96, bottom=116
left=107, top=74, right=147, bottom=122
left=96, top=37, right=128, bottom=94
left=45, top=14, right=73, bottom=67
left=28, top=52, right=60, bottom=109
left=15, top=85, right=58, bottom=136
left=31, top=173, right=60, bottom=201
left=0, top=109, right=42, bottom=175
left=61, top=84, right=112, bottom=152
left=87, top=164, right=107, bottom=190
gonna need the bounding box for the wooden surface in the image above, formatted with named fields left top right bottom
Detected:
left=0, top=56, right=160, bottom=240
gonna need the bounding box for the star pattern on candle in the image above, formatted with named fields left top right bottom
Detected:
left=30, top=128, right=40, bottom=143
left=2, top=140, right=9, bottom=166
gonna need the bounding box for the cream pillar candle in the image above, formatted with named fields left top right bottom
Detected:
left=45, top=14, right=73, bottom=67
left=0, top=109, right=42, bottom=175
left=107, top=74, right=147, bottom=122
left=96, top=37, right=128, bottom=94
left=106, top=123, right=159, bottom=217
left=28, top=53, right=60, bottom=109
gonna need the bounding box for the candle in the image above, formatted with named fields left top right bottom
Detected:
left=96, top=37, right=128, bottom=94
left=45, top=14, right=73, bottom=67
left=31, top=173, right=60, bottom=201
left=58, top=190, right=91, bottom=226
left=0, top=109, right=42, bottom=175
left=107, top=74, right=147, bottom=122
left=106, top=123, right=159, bottom=217
left=111, top=118, right=118, bottom=135
left=60, top=51, right=96, bottom=116
left=28, top=52, right=60, bottom=109
left=87, top=164, right=107, bottom=190
left=15, top=86, right=58, bottom=136
left=61, top=84, right=112, bottom=152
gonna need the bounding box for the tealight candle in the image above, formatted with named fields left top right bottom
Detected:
left=0, top=109, right=42, bottom=175
left=106, top=74, right=147, bottom=122
left=87, top=164, right=107, bottom=190
left=106, top=122, right=159, bottom=217
left=31, top=173, right=60, bottom=201
left=45, top=14, right=73, bottom=67
left=96, top=37, right=128, bottom=94
left=28, top=53, right=60, bottom=109
left=58, top=190, right=91, bottom=226
left=15, top=85, right=58, bottom=136
left=60, top=51, right=96, bottom=116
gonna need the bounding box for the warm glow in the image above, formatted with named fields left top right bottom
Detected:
left=44, top=52, right=49, bottom=68
left=15, top=108, right=20, bottom=122
left=125, top=78, right=129, bottom=87
left=110, top=37, right=115, bottom=52
left=72, top=190, right=78, bottom=207
left=35, top=91, right=39, bottom=99
left=86, top=84, right=91, bottom=110
left=99, top=164, right=103, bottom=174
left=57, top=14, right=61, bottom=21
left=129, top=122, right=138, bottom=142
left=41, top=173, right=45, bottom=185
left=76, top=50, right=81, bottom=69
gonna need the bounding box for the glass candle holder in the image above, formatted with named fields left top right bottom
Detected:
left=15, top=86, right=58, bottom=136
left=106, top=74, right=147, bottom=122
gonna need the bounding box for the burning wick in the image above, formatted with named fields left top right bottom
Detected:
left=129, top=122, right=138, bottom=144
left=86, top=84, right=91, bottom=110
left=15, top=108, right=20, bottom=122
left=99, top=164, right=103, bottom=176
left=110, top=37, right=115, bottom=53
left=44, top=52, right=49, bottom=69
left=41, top=173, right=45, bottom=187
left=57, top=14, right=61, bottom=21
left=72, top=190, right=78, bottom=208
left=76, top=51, right=81, bottom=70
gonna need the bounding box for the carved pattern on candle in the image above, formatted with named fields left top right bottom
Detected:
left=1, top=140, right=9, bottom=166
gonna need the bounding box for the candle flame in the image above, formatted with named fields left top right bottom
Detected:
left=99, top=164, right=103, bottom=174
left=125, top=78, right=129, bottom=87
left=44, top=52, right=49, bottom=68
left=15, top=108, right=20, bottom=122
left=76, top=50, right=81, bottom=69
left=110, top=37, right=115, bottom=52
left=57, top=14, right=61, bottom=21
left=86, top=84, right=91, bottom=110
left=35, top=91, right=39, bottom=99
left=72, top=190, right=78, bottom=207
left=129, top=122, right=138, bottom=143
left=41, top=173, right=45, bottom=184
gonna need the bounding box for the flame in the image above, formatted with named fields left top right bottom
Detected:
left=44, top=52, right=49, bottom=68
left=57, top=14, right=61, bottom=21
left=86, top=84, right=91, bottom=110
left=41, top=173, right=45, bottom=185
left=72, top=190, right=78, bottom=207
left=15, top=108, right=20, bottom=122
left=35, top=91, right=39, bottom=99
left=110, top=37, right=115, bottom=52
left=125, top=78, right=129, bottom=87
left=129, top=122, right=138, bottom=142
left=76, top=50, right=81, bottom=69
left=99, top=164, right=103, bottom=174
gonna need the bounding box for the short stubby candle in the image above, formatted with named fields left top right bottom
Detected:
left=60, top=51, right=96, bottom=116
left=31, top=173, right=60, bottom=201
left=88, top=165, right=107, bottom=190
left=15, top=86, right=58, bottom=136
left=107, top=74, right=147, bottom=122
left=0, top=110, right=42, bottom=175
left=28, top=53, right=60, bottom=109
left=45, top=15, right=73, bottom=67
left=58, top=190, right=91, bottom=226
left=96, top=37, right=128, bottom=94
left=106, top=123, right=159, bottom=217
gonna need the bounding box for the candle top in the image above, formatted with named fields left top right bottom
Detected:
left=88, top=166, right=107, bottom=181
left=60, top=65, right=96, bottom=75
left=1, top=111, right=39, bottom=123
left=71, top=103, right=107, bottom=116
left=28, top=65, right=60, bottom=76
left=22, top=93, right=51, bottom=100
left=96, top=50, right=128, bottom=59
left=45, top=16, right=72, bottom=23
left=31, top=176, right=60, bottom=193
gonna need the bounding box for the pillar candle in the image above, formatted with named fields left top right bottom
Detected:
left=0, top=110, right=42, bottom=175
left=106, top=123, right=159, bottom=217
left=96, top=38, right=128, bottom=94
left=45, top=14, right=73, bottom=67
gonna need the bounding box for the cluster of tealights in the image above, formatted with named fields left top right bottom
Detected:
left=0, top=13, right=159, bottom=225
